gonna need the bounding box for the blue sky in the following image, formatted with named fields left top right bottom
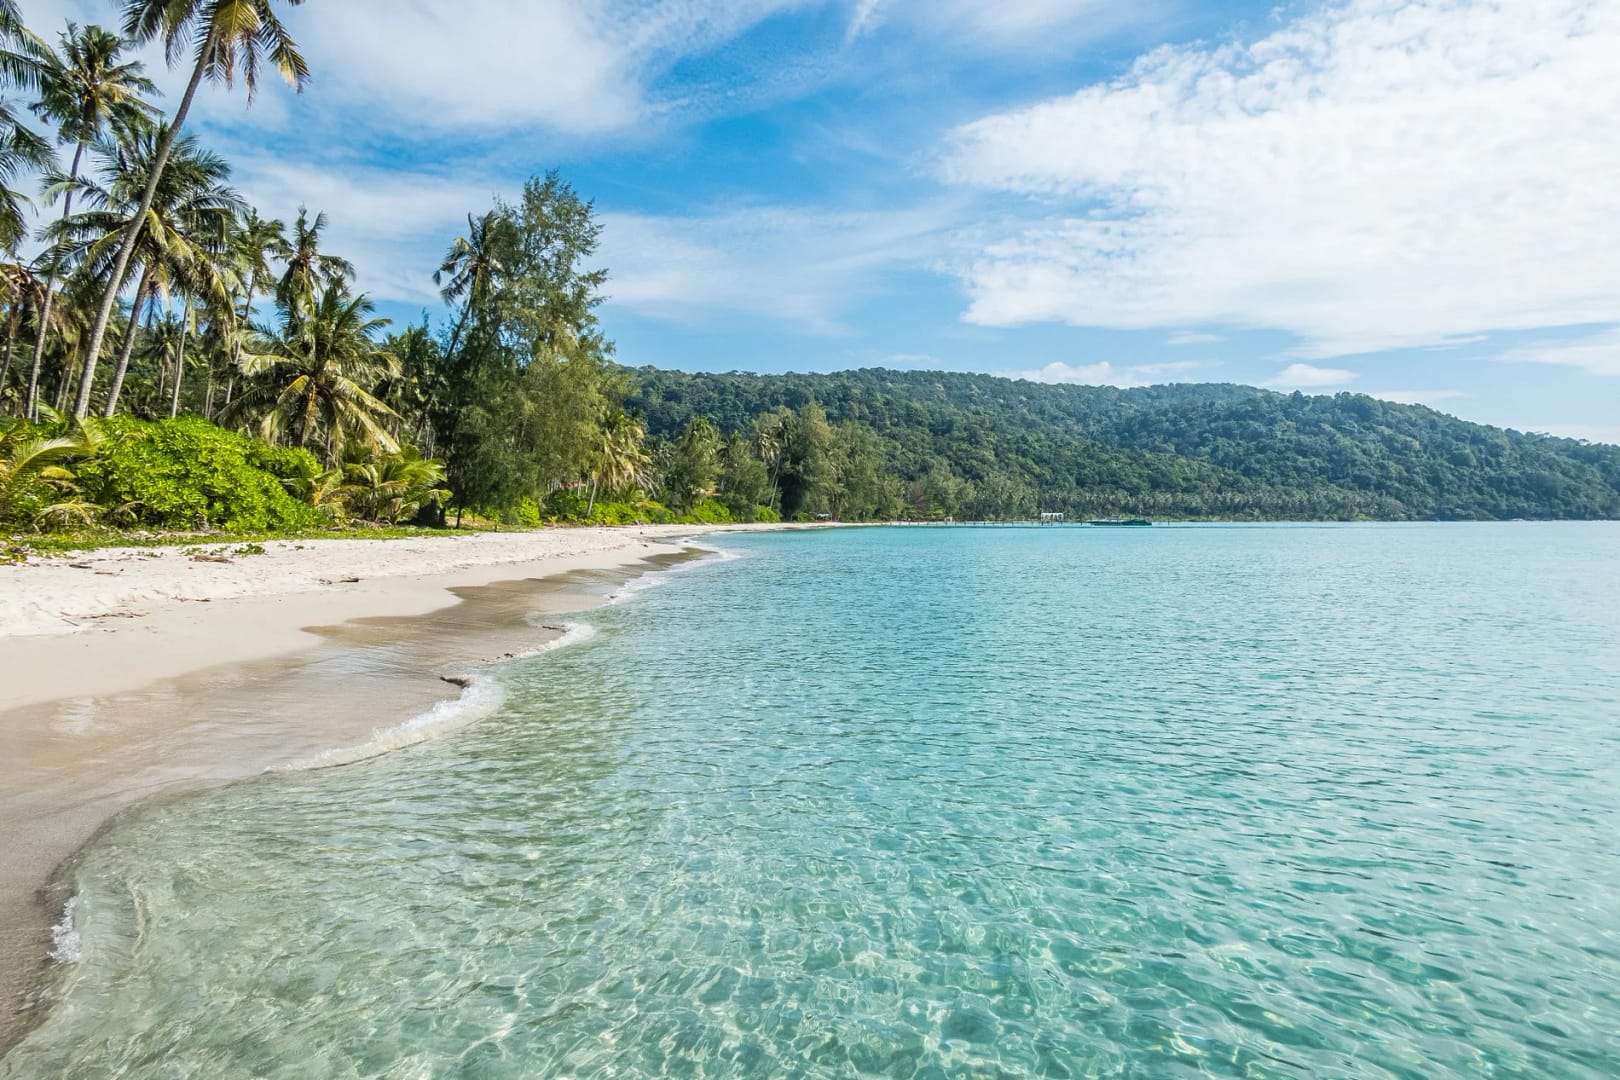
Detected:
left=21, top=0, right=1620, bottom=442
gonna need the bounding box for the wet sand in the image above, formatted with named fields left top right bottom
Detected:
left=0, top=544, right=705, bottom=1052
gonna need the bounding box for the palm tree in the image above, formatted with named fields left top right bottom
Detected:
left=0, top=0, right=51, bottom=259
left=276, top=206, right=352, bottom=314
left=435, top=210, right=508, bottom=364
left=0, top=259, right=46, bottom=407
left=26, top=22, right=158, bottom=419
left=72, top=0, right=310, bottom=419
left=340, top=447, right=448, bottom=524
left=47, top=127, right=242, bottom=416
left=0, top=406, right=100, bottom=528
left=587, top=409, right=650, bottom=515
left=217, top=208, right=287, bottom=412
left=231, top=283, right=400, bottom=465
left=752, top=408, right=789, bottom=510
left=375, top=321, right=443, bottom=448
left=231, top=207, right=288, bottom=324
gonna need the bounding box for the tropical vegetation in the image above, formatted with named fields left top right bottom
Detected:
left=1, top=0, right=1617, bottom=541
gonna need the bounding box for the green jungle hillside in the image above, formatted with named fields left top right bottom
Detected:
left=628, top=368, right=1620, bottom=521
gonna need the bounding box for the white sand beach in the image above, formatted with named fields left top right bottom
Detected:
left=0, top=525, right=765, bottom=709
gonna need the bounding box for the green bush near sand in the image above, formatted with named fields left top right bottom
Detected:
left=73, top=417, right=324, bottom=532
left=534, top=489, right=749, bottom=527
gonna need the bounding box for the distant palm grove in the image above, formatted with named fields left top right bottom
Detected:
left=2, top=1, right=1618, bottom=536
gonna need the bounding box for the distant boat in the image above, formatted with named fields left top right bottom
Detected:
left=1088, top=518, right=1152, bottom=527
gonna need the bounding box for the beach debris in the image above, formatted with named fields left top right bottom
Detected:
left=69, top=562, right=95, bottom=569
left=319, top=576, right=361, bottom=585
left=440, top=675, right=473, bottom=688
left=189, top=553, right=232, bottom=564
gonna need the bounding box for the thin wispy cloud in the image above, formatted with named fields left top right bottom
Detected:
left=599, top=202, right=956, bottom=332
left=1268, top=363, right=1358, bottom=388
left=1496, top=326, right=1620, bottom=377
left=944, top=0, right=1620, bottom=359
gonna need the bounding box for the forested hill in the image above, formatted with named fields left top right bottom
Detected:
left=627, top=367, right=1620, bottom=520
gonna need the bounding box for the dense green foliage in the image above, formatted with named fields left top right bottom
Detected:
left=0, top=413, right=457, bottom=533
left=61, top=415, right=320, bottom=530
left=628, top=369, right=1620, bottom=520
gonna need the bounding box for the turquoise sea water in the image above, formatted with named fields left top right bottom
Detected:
left=6, top=524, right=1620, bottom=1078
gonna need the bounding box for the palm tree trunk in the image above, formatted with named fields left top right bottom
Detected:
left=0, top=305, right=19, bottom=410
left=55, top=351, right=75, bottom=411
left=72, top=29, right=218, bottom=419
left=102, top=268, right=154, bottom=417
left=296, top=385, right=318, bottom=449
left=26, top=140, right=86, bottom=420
left=587, top=477, right=598, bottom=517
left=169, top=295, right=192, bottom=418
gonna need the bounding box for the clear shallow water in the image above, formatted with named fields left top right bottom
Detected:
left=7, top=524, right=1620, bottom=1078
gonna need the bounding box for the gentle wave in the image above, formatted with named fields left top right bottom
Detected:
left=608, top=543, right=739, bottom=604
left=269, top=623, right=598, bottom=773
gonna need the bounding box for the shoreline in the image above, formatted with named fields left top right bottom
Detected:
left=0, top=525, right=751, bottom=708
left=0, top=525, right=786, bottom=1053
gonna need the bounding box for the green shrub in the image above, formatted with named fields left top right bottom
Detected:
left=74, top=417, right=323, bottom=532
left=512, top=496, right=543, bottom=528
left=682, top=498, right=734, bottom=525
left=540, top=488, right=686, bottom=525
left=753, top=505, right=781, bottom=523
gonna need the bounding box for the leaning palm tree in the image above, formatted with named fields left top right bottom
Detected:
left=47, top=127, right=242, bottom=415
left=276, top=205, right=352, bottom=314
left=72, top=0, right=310, bottom=419
left=752, top=408, right=790, bottom=510
left=26, top=22, right=159, bottom=419
left=230, top=283, right=400, bottom=465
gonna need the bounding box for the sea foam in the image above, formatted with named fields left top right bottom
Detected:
left=271, top=623, right=598, bottom=772
left=49, top=894, right=81, bottom=964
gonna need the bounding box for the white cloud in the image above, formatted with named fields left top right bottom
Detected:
left=1016, top=360, right=1200, bottom=387
left=1268, top=363, right=1358, bottom=388
left=943, top=0, right=1620, bottom=358
left=226, top=158, right=496, bottom=308
left=1368, top=389, right=1466, bottom=406
left=1497, top=326, right=1620, bottom=376
left=20, top=0, right=815, bottom=136
left=1168, top=331, right=1223, bottom=346
left=599, top=202, right=955, bottom=331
